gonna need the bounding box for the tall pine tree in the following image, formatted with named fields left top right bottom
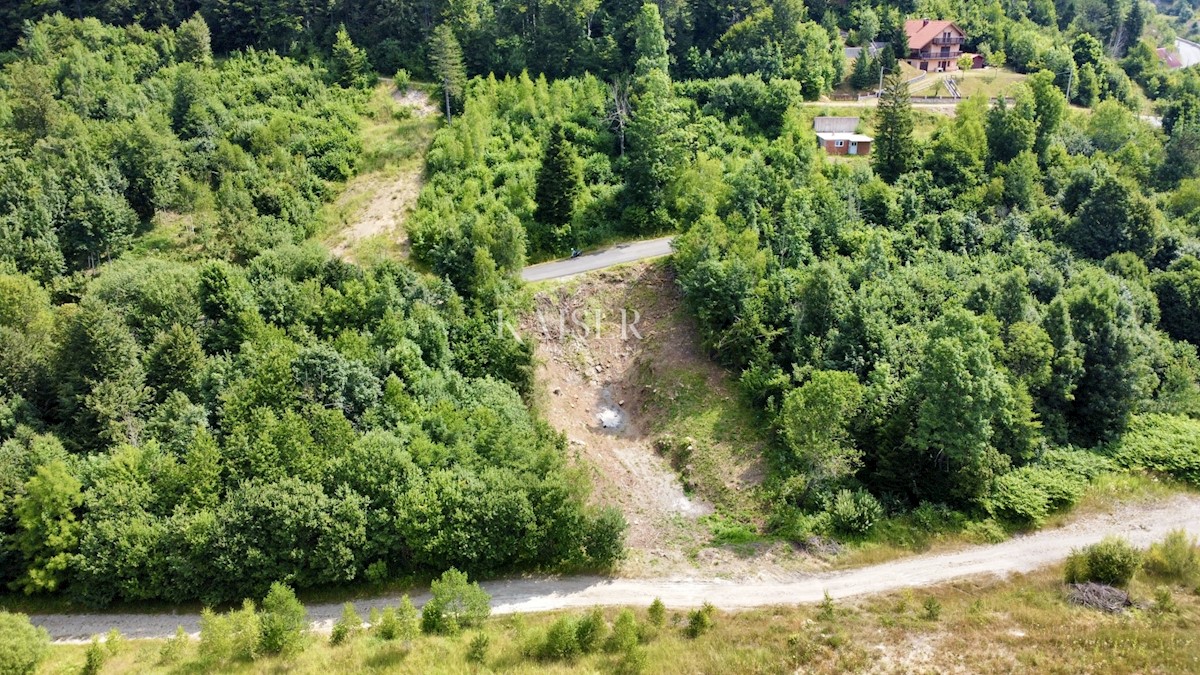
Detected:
left=429, top=25, right=467, bottom=122
left=872, top=72, right=916, bottom=183
left=533, top=124, right=583, bottom=255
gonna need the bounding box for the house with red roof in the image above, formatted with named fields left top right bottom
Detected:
left=904, top=18, right=966, bottom=72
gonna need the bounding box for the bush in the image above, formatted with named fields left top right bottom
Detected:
left=159, top=626, right=189, bottom=663
left=330, top=603, right=363, bottom=646
left=104, top=628, right=123, bottom=655
left=259, top=582, right=307, bottom=655
left=198, top=600, right=261, bottom=663
left=375, top=607, right=400, bottom=640
left=604, top=609, right=640, bottom=653
left=82, top=638, right=106, bottom=675
left=1143, top=529, right=1200, bottom=583
left=988, top=465, right=1088, bottom=525
left=575, top=608, right=607, bottom=654
left=647, top=598, right=666, bottom=627
left=1064, top=537, right=1142, bottom=587
left=395, top=596, right=420, bottom=643
left=538, top=616, right=580, bottom=661
left=614, top=646, right=648, bottom=674
left=421, top=569, right=491, bottom=635
left=816, top=591, right=836, bottom=621
left=684, top=602, right=716, bottom=638
left=922, top=597, right=942, bottom=621
left=1107, top=414, right=1200, bottom=485
left=394, top=69, right=411, bottom=93
left=0, top=612, right=49, bottom=675
left=826, top=489, right=884, bottom=535
left=466, top=633, right=489, bottom=663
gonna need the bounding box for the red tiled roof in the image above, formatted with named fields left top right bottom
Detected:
left=904, top=19, right=963, bottom=50
left=1157, top=48, right=1183, bottom=69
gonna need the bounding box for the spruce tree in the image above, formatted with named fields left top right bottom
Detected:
left=872, top=72, right=916, bottom=183
left=1122, top=0, right=1144, bottom=56
left=176, top=13, right=212, bottom=66
left=850, top=53, right=875, bottom=90
left=429, top=25, right=467, bottom=122
left=533, top=124, right=583, bottom=254
left=331, top=25, right=374, bottom=89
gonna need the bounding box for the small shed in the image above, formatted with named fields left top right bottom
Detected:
left=813, top=117, right=873, bottom=156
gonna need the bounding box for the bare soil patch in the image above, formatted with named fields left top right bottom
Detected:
left=523, top=262, right=795, bottom=576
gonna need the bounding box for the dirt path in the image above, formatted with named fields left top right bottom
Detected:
left=31, top=494, right=1200, bottom=642
left=327, top=83, right=437, bottom=261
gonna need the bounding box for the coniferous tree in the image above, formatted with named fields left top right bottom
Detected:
left=429, top=25, right=467, bottom=122
left=872, top=72, right=916, bottom=183
left=1122, top=0, right=1144, bottom=56
left=533, top=125, right=582, bottom=255
left=850, top=53, right=875, bottom=90
left=176, top=13, right=213, bottom=66
left=331, top=25, right=374, bottom=89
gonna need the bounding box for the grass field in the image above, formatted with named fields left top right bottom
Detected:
left=38, top=547, right=1200, bottom=674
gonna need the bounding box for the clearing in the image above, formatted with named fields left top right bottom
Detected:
left=522, top=262, right=785, bottom=577
left=321, top=81, right=439, bottom=263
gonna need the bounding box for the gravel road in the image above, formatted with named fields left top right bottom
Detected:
left=521, top=236, right=674, bottom=282
left=33, top=494, right=1200, bottom=642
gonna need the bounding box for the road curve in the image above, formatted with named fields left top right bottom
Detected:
left=521, top=236, right=674, bottom=282
left=30, top=494, right=1200, bottom=642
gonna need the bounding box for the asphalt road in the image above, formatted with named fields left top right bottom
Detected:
left=521, top=236, right=675, bottom=282
left=30, top=494, right=1200, bottom=642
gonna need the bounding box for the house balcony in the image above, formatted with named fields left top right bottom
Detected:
left=931, top=36, right=965, bottom=45
left=916, top=49, right=960, bottom=59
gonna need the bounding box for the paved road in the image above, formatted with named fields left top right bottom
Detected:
left=30, top=494, right=1200, bottom=642
left=521, top=236, right=674, bottom=282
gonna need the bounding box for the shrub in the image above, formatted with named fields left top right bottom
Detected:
left=826, top=489, right=884, bottom=535
left=421, top=569, right=491, bottom=635
left=364, top=561, right=388, bottom=584
left=1153, top=586, right=1179, bottom=614
left=159, top=626, right=189, bottom=663
left=817, top=591, right=836, bottom=621
left=104, top=628, right=123, bottom=655
left=684, top=602, right=716, bottom=638
left=922, top=597, right=942, bottom=621
left=0, top=612, right=50, bottom=675
left=199, top=600, right=261, bottom=663
left=575, top=608, right=607, bottom=653
left=988, top=466, right=1089, bottom=525
left=82, top=638, right=106, bottom=675
left=1107, top=414, right=1200, bottom=485
left=614, top=645, right=648, bottom=674
left=1064, top=537, right=1142, bottom=587
left=395, top=596, right=420, bottom=644
left=647, top=598, right=666, bottom=627
left=330, top=603, right=363, bottom=646
left=375, top=607, right=400, bottom=640
left=394, top=69, right=410, bottom=93
left=604, top=609, right=640, bottom=653
left=466, top=633, right=489, bottom=663
left=538, top=617, right=580, bottom=661
left=259, top=582, right=307, bottom=655
left=1143, top=529, right=1200, bottom=584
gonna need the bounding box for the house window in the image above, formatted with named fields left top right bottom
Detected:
left=834, top=140, right=845, bottom=147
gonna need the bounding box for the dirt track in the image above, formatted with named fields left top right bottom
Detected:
left=32, top=493, right=1200, bottom=642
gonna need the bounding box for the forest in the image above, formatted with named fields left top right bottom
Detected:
left=2, top=0, right=1200, bottom=612
left=0, top=17, right=620, bottom=607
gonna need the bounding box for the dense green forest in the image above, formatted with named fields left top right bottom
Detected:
left=0, top=17, right=620, bottom=607
left=3, top=0, right=1200, bottom=610
left=406, top=2, right=1200, bottom=536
